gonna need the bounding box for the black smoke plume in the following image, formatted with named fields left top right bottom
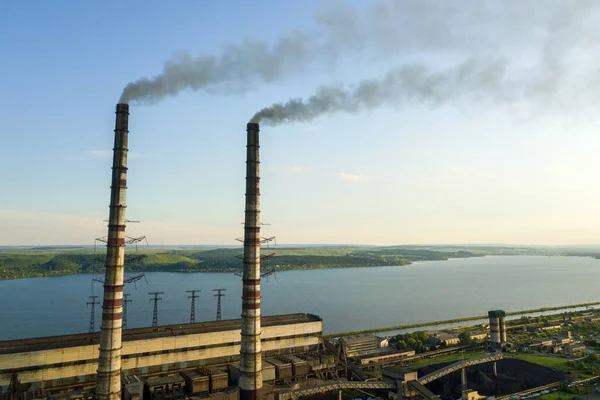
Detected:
left=119, top=1, right=598, bottom=111
left=251, top=1, right=600, bottom=125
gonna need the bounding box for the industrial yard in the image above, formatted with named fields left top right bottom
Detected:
left=4, top=305, right=600, bottom=400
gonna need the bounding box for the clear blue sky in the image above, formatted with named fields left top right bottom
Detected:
left=2, top=1, right=600, bottom=246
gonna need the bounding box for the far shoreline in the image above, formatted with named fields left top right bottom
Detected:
left=0, top=249, right=600, bottom=281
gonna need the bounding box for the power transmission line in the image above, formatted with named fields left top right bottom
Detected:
left=87, top=295, right=100, bottom=333
left=148, top=292, right=164, bottom=327
left=186, top=290, right=201, bottom=324
left=213, top=289, right=227, bottom=321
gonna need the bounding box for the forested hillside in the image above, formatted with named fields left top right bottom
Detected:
left=0, top=246, right=482, bottom=280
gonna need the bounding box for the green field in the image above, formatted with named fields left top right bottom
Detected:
left=539, top=391, right=577, bottom=400
left=508, top=354, right=575, bottom=372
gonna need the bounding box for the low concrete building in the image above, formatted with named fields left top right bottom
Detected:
left=468, top=331, right=488, bottom=341
left=565, top=343, right=587, bottom=354
left=529, top=339, right=554, bottom=349
left=428, top=331, right=460, bottom=346
left=554, top=332, right=572, bottom=345
left=540, top=323, right=563, bottom=331
left=339, top=334, right=378, bottom=358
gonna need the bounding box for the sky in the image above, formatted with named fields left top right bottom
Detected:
left=1, top=0, right=600, bottom=246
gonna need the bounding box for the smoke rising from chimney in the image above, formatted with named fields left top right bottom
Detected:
left=120, top=1, right=599, bottom=108
left=250, top=1, right=600, bottom=125
left=248, top=56, right=549, bottom=125
left=119, top=33, right=312, bottom=104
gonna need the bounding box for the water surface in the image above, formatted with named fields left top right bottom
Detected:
left=0, top=255, right=598, bottom=340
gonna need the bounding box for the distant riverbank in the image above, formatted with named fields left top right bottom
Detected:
left=0, top=246, right=484, bottom=281
left=4, top=244, right=600, bottom=281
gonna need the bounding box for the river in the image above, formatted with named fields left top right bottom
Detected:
left=1, top=255, right=599, bottom=341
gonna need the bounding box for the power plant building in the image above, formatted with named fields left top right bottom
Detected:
left=488, top=310, right=507, bottom=348
left=0, top=314, right=323, bottom=395
left=339, top=334, right=378, bottom=358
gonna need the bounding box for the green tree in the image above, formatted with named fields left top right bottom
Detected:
left=414, top=331, right=430, bottom=342
left=459, top=332, right=473, bottom=345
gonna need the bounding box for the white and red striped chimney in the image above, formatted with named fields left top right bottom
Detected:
left=96, top=103, right=129, bottom=400
left=239, top=122, right=263, bottom=400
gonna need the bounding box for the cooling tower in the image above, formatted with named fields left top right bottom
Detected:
left=488, top=310, right=506, bottom=349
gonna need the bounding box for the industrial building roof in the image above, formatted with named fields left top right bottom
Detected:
left=427, top=331, right=459, bottom=341
left=354, top=348, right=415, bottom=361
left=530, top=339, right=554, bottom=346
left=469, top=331, right=486, bottom=336
left=542, top=323, right=562, bottom=328
left=565, top=343, right=586, bottom=350
left=339, top=334, right=377, bottom=344
left=0, top=313, right=322, bottom=355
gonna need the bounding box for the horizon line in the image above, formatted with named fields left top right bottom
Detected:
left=2, top=243, right=600, bottom=249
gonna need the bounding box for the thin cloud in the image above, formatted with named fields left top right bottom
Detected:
left=340, top=172, right=364, bottom=183
left=0, top=209, right=102, bottom=223
left=0, top=209, right=105, bottom=245
left=90, top=150, right=112, bottom=158
left=304, top=125, right=322, bottom=133
left=284, top=166, right=310, bottom=175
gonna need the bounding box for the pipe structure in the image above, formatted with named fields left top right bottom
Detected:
left=96, top=103, right=129, bottom=400
left=239, top=122, right=263, bottom=400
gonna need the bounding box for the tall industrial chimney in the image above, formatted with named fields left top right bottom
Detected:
left=239, top=122, right=263, bottom=400
left=96, top=103, right=129, bottom=400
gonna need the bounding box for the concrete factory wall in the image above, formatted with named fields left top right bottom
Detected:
left=0, top=314, right=322, bottom=387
